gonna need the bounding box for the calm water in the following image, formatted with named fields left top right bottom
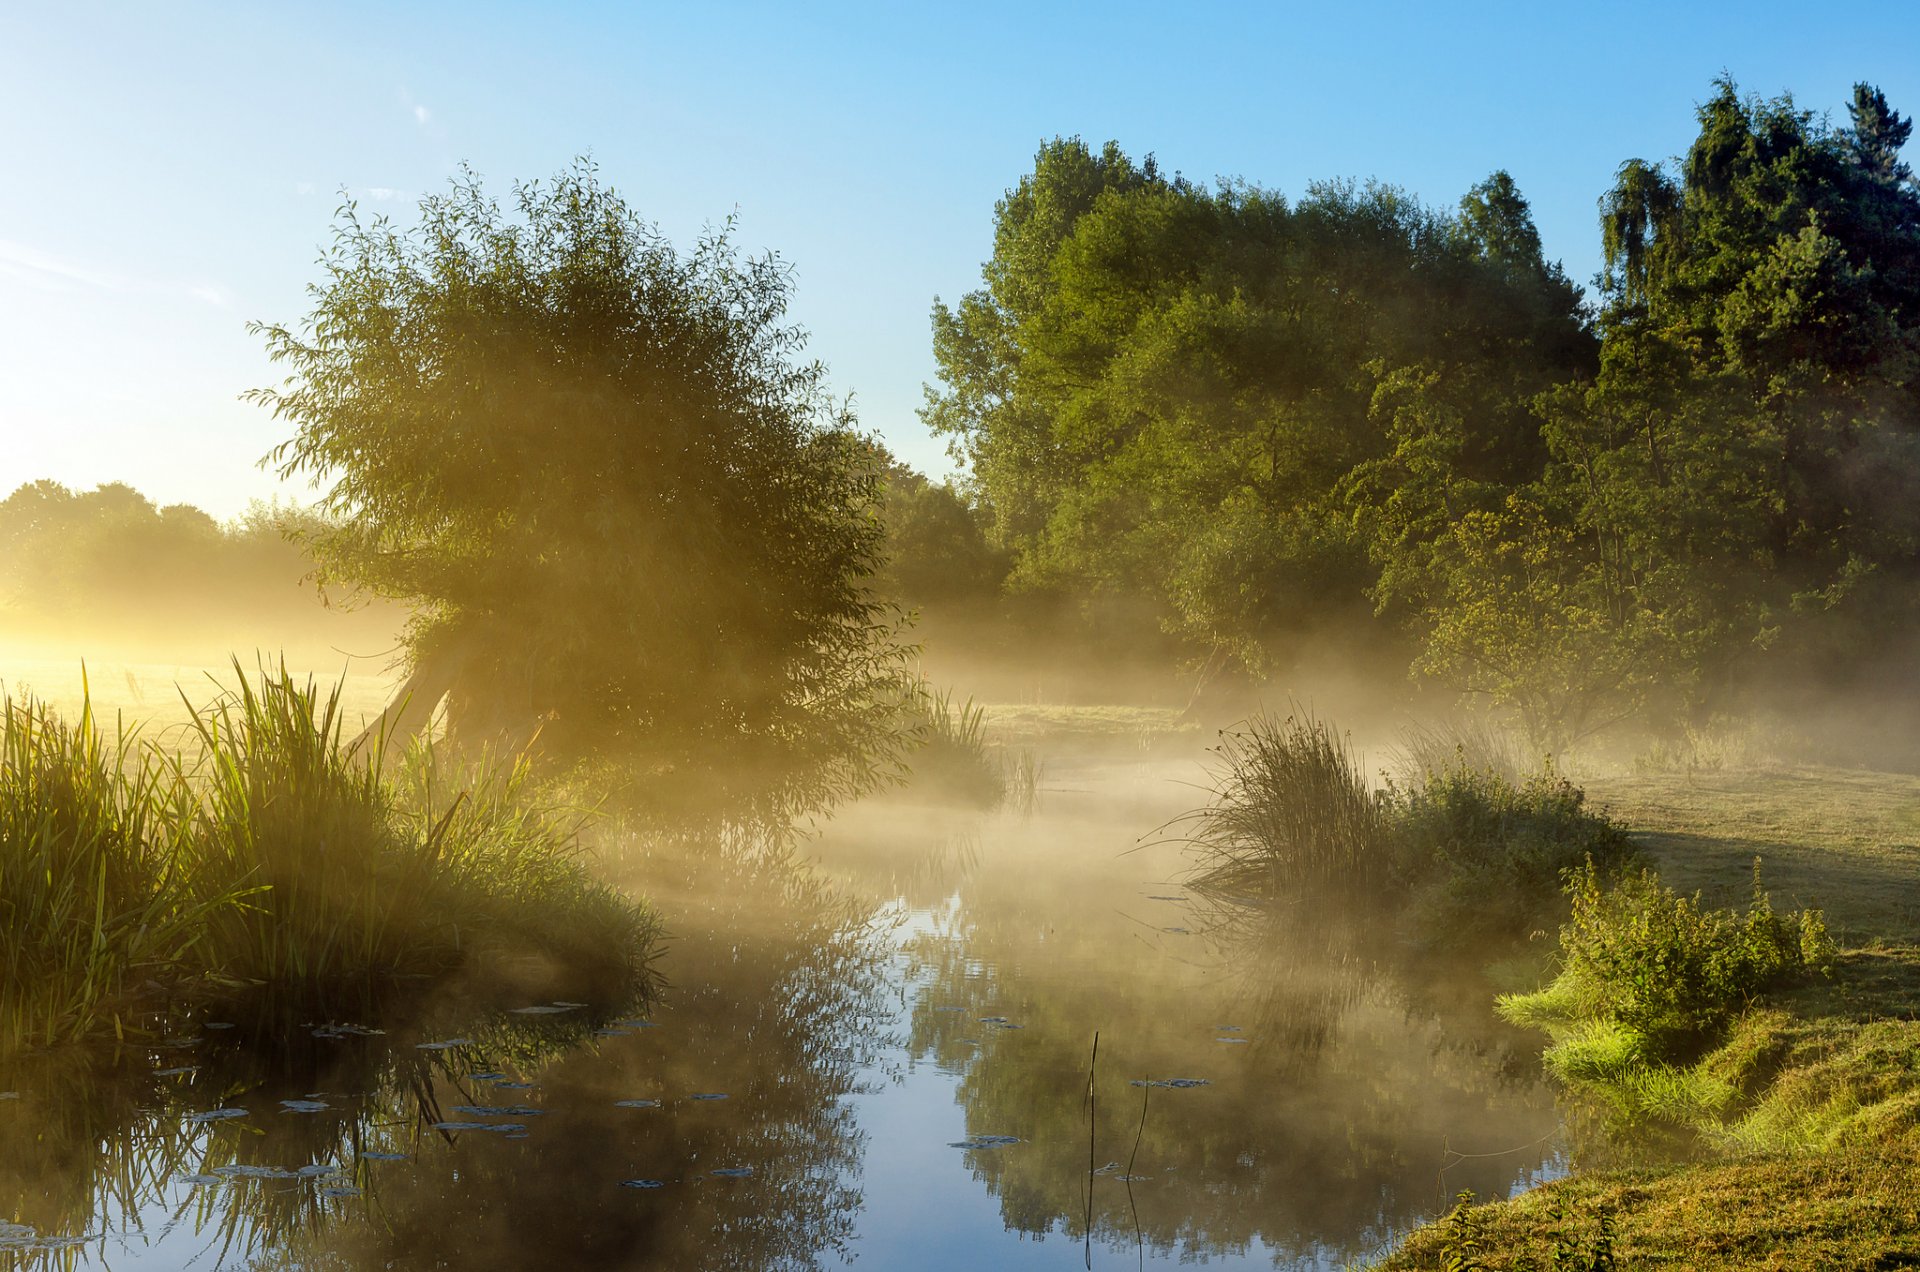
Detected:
left=0, top=753, right=1563, bottom=1270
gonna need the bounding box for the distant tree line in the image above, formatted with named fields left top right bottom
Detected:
left=914, top=79, right=1920, bottom=746
left=0, top=480, right=395, bottom=657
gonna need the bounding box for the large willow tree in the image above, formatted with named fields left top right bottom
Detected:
left=251, top=163, right=912, bottom=813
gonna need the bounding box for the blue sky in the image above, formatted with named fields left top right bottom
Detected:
left=4, top=1, right=1916, bottom=518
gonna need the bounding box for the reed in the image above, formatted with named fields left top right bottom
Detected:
left=0, top=684, right=239, bottom=1052
left=1179, top=712, right=1389, bottom=898
left=0, top=664, right=660, bottom=1053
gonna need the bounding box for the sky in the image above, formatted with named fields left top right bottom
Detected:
left=4, top=1, right=1918, bottom=520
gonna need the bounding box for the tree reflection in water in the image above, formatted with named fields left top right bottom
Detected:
left=0, top=820, right=895, bottom=1272
left=882, top=776, right=1564, bottom=1268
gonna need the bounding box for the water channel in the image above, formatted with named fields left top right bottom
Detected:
left=1, top=745, right=1565, bottom=1269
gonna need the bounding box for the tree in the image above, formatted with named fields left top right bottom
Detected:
left=250, top=163, right=912, bottom=813
left=926, top=140, right=1591, bottom=678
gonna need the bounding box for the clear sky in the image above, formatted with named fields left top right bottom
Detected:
left=4, top=1, right=1917, bottom=519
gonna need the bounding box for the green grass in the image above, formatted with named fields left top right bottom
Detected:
left=0, top=664, right=659, bottom=1054
left=1372, top=762, right=1920, bottom=1270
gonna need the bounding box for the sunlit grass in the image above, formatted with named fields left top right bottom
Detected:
left=0, top=664, right=659, bottom=1055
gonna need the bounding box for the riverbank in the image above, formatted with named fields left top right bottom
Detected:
left=1374, top=763, right=1920, bottom=1269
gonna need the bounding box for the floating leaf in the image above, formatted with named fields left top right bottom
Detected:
left=280, top=1100, right=329, bottom=1113
left=688, top=1093, right=728, bottom=1101
left=620, top=1179, right=666, bottom=1189
left=709, top=1167, right=754, bottom=1178
left=177, top=1174, right=223, bottom=1186
left=320, top=1186, right=362, bottom=1198
left=949, top=1135, right=1020, bottom=1149
left=1130, top=1078, right=1210, bottom=1089
left=212, top=1164, right=296, bottom=1179
left=185, top=1108, right=249, bottom=1124
left=614, top=1099, right=661, bottom=1109
left=415, top=1038, right=473, bottom=1051
left=361, top=1152, right=407, bottom=1162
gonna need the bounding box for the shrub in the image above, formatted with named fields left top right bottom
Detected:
left=1547, top=860, right=1834, bottom=1059
left=1394, top=761, right=1637, bottom=947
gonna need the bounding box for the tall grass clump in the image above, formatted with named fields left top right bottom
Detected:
left=1179, top=712, right=1634, bottom=946
left=2, top=664, right=659, bottom=1052
left=893, top=686, right=1008, bottom=808
left=0, top=690, right=236, bottom=1051
left=1182, top=713, right=1388, bottom=897
left=183, top=665, right=659, bottom=1004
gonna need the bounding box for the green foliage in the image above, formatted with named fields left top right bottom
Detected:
left=896, top=687, right=1005, bottom=808
left=926, top=138, right=1589, bottom=673
left=0, top=687, right=236, bottom=1051
left=1181, top=713, right=1629, bottom=947
left=871, top=456, right=1006, bottom=614
left=251, top=161, right=913, bottom=813
left=0, top=666, right=660, bottom=1053
left=1438, top=1190, right=1489, bottom=1271
left=1393, top=761, right=1637, bottom=948
left=1542, top=860, right=1834, bottom=1059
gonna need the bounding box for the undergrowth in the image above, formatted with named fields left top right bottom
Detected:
left=0, top=664, right=660, bottom=1054
left=1180, top=711, right=1634, bottom=947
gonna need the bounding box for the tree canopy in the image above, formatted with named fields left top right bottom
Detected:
left=928, top=81, right=1920, bottom=748
left=251, top=163, right=911, bottom=811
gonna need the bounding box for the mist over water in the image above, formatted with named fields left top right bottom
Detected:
left=0, top=671, right=1562, bottom=1270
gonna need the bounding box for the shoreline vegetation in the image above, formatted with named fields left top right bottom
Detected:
left=1166, top=710, right=1920, bottom=1268
left=0, top=664, right=660, bottom=1057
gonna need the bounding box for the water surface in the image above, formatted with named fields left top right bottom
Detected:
left=1, top=753, right=1563, bottom=1269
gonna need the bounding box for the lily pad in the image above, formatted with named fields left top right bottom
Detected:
left=949, top=1135, right=1021, bottom=1149
left=1131, top=1078, right=1210, bottom=1089
left=467, top=1071, right=506, bottom=1081
left=709, top=1167, right=754, bottom=1178
left=620, top=1179, right=666, bottom=1189
left=614, top=1099, right=661, bottom=1109
left=185, top=1108, right=249, bottom=1124
left=212, top=1164, right=296, bottom=1179
left=177, top=1174, right=223, bottom=1186
left=362, top=1151, right=408, bottom=1161
left=296, top=1164, right=338, bottom=1178
left=688, top=1092, right=729, bottom=1101
left=280, top=1100, right=329, bottom=1113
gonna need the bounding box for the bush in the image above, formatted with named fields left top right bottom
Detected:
left=1501, top=860, right=1834, bottom=1087
left=1394, top=762, right=1637, bottom=947
left=1179, top=712, right=1630, bottom=947
left=1550, top=860, right=1833, bottom=1058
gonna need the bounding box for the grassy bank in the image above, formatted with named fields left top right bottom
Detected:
left=0, top=666, right=659, bottom=1055
left=1372, top=763, right=1920, bottom=1269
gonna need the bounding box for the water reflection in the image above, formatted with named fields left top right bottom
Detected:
left=3, top=758, right=1572, bottom=1270
left=0, top=825, right=894, bottom=1272
left=841, top=762, right=1564, bottom=1267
